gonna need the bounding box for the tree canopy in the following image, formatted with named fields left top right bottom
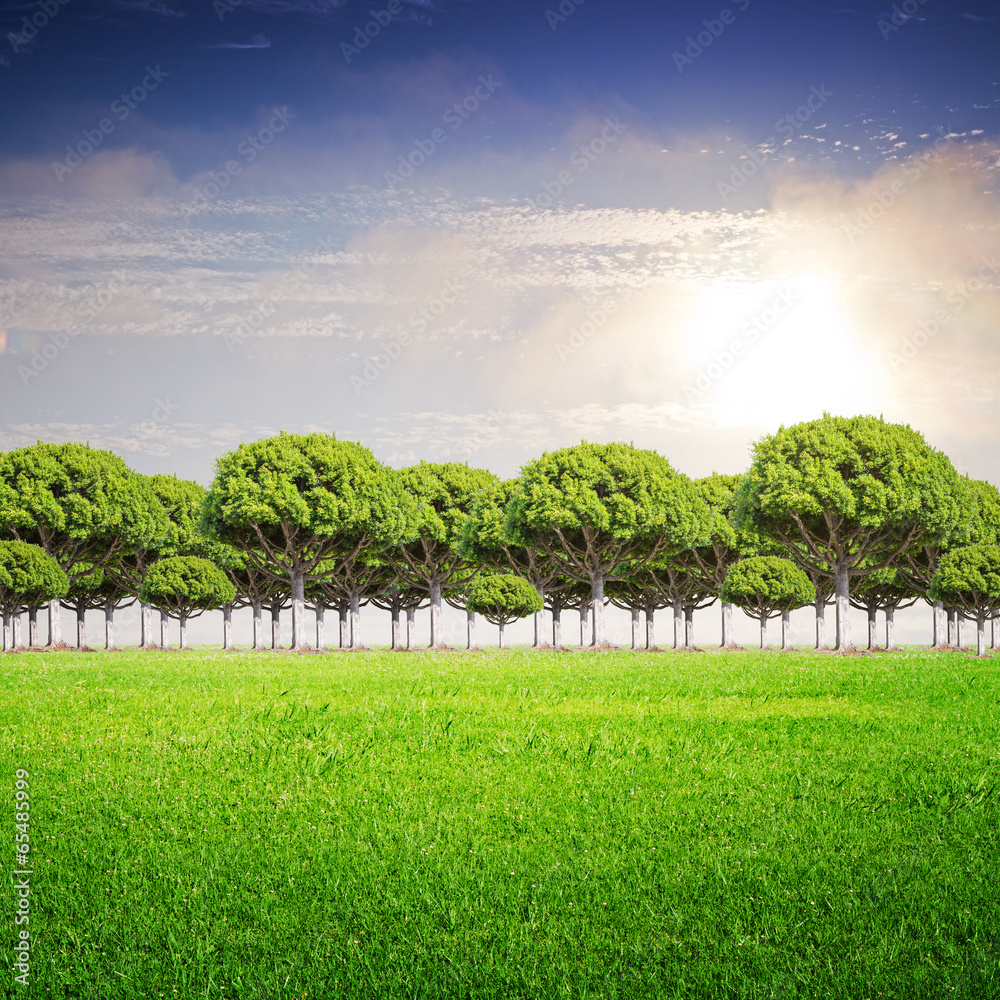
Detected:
left=720, top=556, right=816, bottom=648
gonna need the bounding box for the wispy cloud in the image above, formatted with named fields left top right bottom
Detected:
left=204, top=33, right=272, bottom=49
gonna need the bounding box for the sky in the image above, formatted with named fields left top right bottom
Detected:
left=1, top=0, right=998, bottom=484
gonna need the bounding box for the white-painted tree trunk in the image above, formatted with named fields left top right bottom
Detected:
left=2, top=613, right=9, bottom=652
left=867, top=607, right=878, bottom=650
left=467, top=608, right=476, bottom=650
left=290, top=570, right=307, bottom=650
left=579, top=606, right=589, bottom=648
left=28, top=608, right=38, bottom=648
left=958, top=614, right=967, bottom=650
left=13, top=614, right=22, bottom=650
left=532, top=586, right=547, bottom=648
left=105, top=603, right=115, bottom=650
left=405, top=607, right=415, bottom=650
left=834, top=563, right=852, bottom=650
left=721, top=601, right=734, bottom=648
left=590, top=573, right=607, bottom=647
left=339, top=602, right=349, bottom=648
left=222, top=604, right=234, bottom=651
left=140, top=602, right=153, bottom=647
left=975, top=614, right=986, bottom=657
left=349, top=590, right=362, bottom=649
left=781, top=610, right=791, bottom=650
left=48, top=597, right=63, bottom=647
left=552, top=605, right=562, bottom=648
left=645, top=604, right=656, bottom=650
left=498, top=619, right=506, bottom=649
left=179, top=614, right=188, bottom=650
left=885, top=607, right=895, bottom=649
left=673, top=598, right=683, bottom=649
left=631, top=608, right=641, bottom=649
left=932, top=600, right=944, bottom=647
left=251, top=600, right=264, bottom=650
left=947, top=607, right=957, bottom=647
left=992, top=617, right=998, bottom=650
left=429, top=579, right=444, bottom=648
left=814, top=599, right=826, bottom=650
left=759, top=613, right=768, bottom=649
left=315, top=605, right=325, bottom=651
left=76, top=606, right=86, bottom=649
left=271, top=605, right=281, bottom=650
left=390, top=606, right=401, bottom=650
left=159, top=609, right=170, bottom=648
left=685, top=607, right=695, bottom=649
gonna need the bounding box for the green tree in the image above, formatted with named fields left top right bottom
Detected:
left=392, top=462, right=499, bottom=648
left=0, top=442, right=164, bottom=646
left=850, top=566, right=920, bottom=650
left=202, top=433, right=418, bottom=651
left=0, top=541, right=69, bottom=652
left=929, top=545, right=1000, bottom=657
left=734, top=415, right=967, bottom=651
left=720, top=556, right=816, bottom=649
left=467, top=572, right=544, bottom=649
left=505, top=442, right=710, bottom=648
left=140, top=556, right=236, bottom=650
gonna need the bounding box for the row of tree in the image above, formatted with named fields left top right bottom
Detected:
left=1, top=414, right=999, bottom=656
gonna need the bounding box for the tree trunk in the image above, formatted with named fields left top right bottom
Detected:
left=141, top=602, right=153, bottom=648
left=498, top=619, right=506, bottom=650
left=947, top=607, right=957, bottom=647
left=957, top=613, right=967, bottom=650
left=834, top=563, right=852, bottom=650
left=721, top=601, right=734, bottom=648
left=251, top=600, right=264, bottom=650
left=760, top=613, right=768, bottom=649
left=579, top=606, right=589, bottom=648
left=315, top=605, right=325, bottom=651
left=814, top=599, right=826, bottom=649
left=589, top=572, right=607, bottom=647
left=976, top=613, right=986, bottom=657
left=339, top=601, right=349, bottom=648
left=349, top=589, right=363, bottom=650
left=160, top=609, right=170, bottom=649
left=645, top=602, right=656, bottom=650
left=104, top=602, right=115, bottom=650
left=429, top=578, right=444, bottom=648
left=781, top=609, right=791, bottom=650
left=28, top=607, right=38, bottom=648
left=13, top=614, right=22, bottom=650
left=76, top=605, right=86, bottom=649
left=552, top=604, right=562, bottom=648
left=290, top=569, right=307, bottom=650
left=684, top=606, right=695, bottom=649
left=673, top=598, right=683, bottom=649
left=48, top=597, right=63, bottom=647
left=271, top=604, right=281, bottom=650
left=2, top=613, right=9, bottom=652
left=532, top=586, right=547, bottom=648
left=405, top=607, right=415, bottom=650
left=222, top=604, right=234, bottom=651
left=179, top=613, right=188, bottom=650
left=467, top=608, right=476, bottom=650
left=931, top=600, right=944, bottom=647
left=885, top=606, right=895, bottom=649
left=992, top=616, right=998, bottom=651
left=867, top=606, right=877, bottom=650
left=390, top=605, right=401, bottom=651
left=630, top=607, right=641, bottom=649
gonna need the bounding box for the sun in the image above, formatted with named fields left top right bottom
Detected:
left=680, top=275, right=883, bottom=427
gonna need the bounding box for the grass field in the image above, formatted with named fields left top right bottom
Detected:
left=2, top=645, right=999, bottom=1000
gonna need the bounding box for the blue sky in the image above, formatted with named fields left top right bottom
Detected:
left=1, top=0, right=998, bottom=495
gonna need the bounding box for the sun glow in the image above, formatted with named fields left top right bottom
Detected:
left=682, top=275, right=882, bottom=426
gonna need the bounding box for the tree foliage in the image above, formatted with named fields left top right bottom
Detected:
left=720, top=557, right=816, bottom=621
left=140, top=557, right=236, bottom=621
left=0, top=541, right=69, bottom=617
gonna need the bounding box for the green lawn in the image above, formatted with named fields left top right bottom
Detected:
left=3, top=646, right=999, bottom=999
